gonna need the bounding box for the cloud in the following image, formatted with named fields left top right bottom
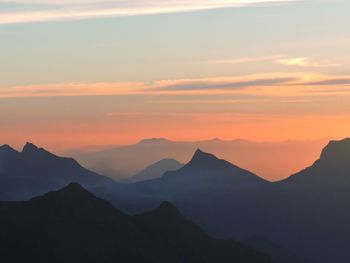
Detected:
left=0, top=81, right=146, bottom=98
left=208, top=55, right=285, bottom=65
left=276, top=57, right=341, bottom=68
left=155, top=77, right=296, bottom=91
left=2, top=72, right=350, bottom=99
left=0, top=0, right=296, bottom=24
left=302, top=78, right=350, bottom=86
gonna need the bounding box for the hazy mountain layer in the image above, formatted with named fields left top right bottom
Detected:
left=71, top=138, right=326, bottom=181
left=130, top=158, right=183, bottom=182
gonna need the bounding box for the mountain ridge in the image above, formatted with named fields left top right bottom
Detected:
left=0, top=142, right=115, bottom=200
left=0, top=183, right=273, bottom=263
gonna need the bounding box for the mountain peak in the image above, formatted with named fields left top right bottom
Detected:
left=189, top=149, right=221, bottom=165
left=154, top=201, right=183, bottom=218
left=159, top=201, right=179, bottom=211
left=21, top=142, right=57, bottom=159
left=319, top=138, right=350, bottom=162
left=55, top=182, right=93, bottom=196
left=284, top=138, right=350, bottom=184
left=22, top=142, right=40, bottom=153
left=32, top=182, right=95, bottom=202
left=0, top=144, right=17, bottom=154
left=62, top=182, right=87, bottom=192
left=180, top=149, right=233, bottom=171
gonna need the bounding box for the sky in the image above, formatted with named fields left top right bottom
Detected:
left=1, top=0, right=350, bottom=152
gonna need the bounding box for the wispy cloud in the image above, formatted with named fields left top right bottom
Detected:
left=0, top=0, right=296, bottom=24
left=155, top=77, right=296, bottom=91
left=208, top=55, right=285, bottom=65
left=301, top=78, right=350, bottom=86
left=2, top=72, right=350, bottom=98
left=276, top=57, right=341, bottom=68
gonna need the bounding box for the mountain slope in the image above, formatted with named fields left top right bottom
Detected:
left=0, top=143, right=114, bottom=200
left=0, top=183, right=273, bottom=263
left=96, top=141, right=350, bottom=263
left=130, top=158, right=183, bottom=182
left=93, top=149, right=269, bottom=221
left=133, top=201, right=272, bottom=263
left=130, top=149, right=268, bottom=194
left=283, top=138, right=350, bottom=187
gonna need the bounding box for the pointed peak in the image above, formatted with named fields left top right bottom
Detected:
left=159, top=201, right=178, bottom=210
left=155, top=201, right=183, bottom=218
left=33, top=183, right=93, bottom=201
left=192, top=149, right=219, bottom=161
left=22, top=142, right=40, bottom=153
left=56, top=183, right=95, bottom=197
left=21, top=142, right=55, bottom=157
left=63, top=182, right=87, bottom=192
left=183, top=149, right=237, bottom=171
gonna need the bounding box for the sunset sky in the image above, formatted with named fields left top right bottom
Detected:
left=1, top=0, right=350, bottom=151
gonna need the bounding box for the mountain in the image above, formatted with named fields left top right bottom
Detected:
left=93, top=149, right=269, bottom=215
left=244, top=236, right=310, bottom=263
left=71, top=138, right=326, bottom=181
left=131, top=149, right=268, bottom=193
left=130, top=158, right=183, bottom=182
left=283, top=138, right=350, bottom=187
left=95, top=141, right=350, bottom=263
left=0, top=142, right=114, bottom=200
left=0, top=183, right=273, bottom=263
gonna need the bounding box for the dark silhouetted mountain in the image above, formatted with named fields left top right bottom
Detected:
left=130, top=158, right=183, bottom=182
left=244, top=236, right=309, bottom=263
left=283, top=138, right=350, bottom=186
left=0, top=143, right=114, bottom=200
left=0, top=183, right=273, bottom=263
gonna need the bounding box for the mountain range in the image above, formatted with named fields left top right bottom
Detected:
left=0, top=142, right=113, bottom=200
left=0, top=183, right=272, bottom=263
left=92, top=139, right=350, bottom=263
left=2, top=138, right=350, bottom=262
left=70, top=138, right=326, bottom=181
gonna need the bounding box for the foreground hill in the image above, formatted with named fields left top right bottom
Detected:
left=0, top=183, right=272, bottom=263
left=0, top=143, right=114, bottom=200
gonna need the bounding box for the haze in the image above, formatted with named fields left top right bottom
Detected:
left=1, top=0, right=349, bottom=180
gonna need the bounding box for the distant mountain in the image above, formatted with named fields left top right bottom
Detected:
left=0, top=142, right=114, bottom=200
left=71, top=137, right=326, bottom=181
left=0, top=183, right=273, bottom=263
left=130, top=158, right=183, bottom=182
